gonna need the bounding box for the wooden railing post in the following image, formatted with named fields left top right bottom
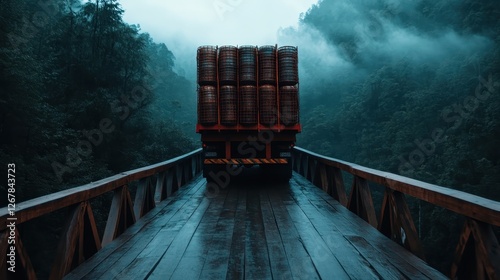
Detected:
left=292, top=146, right=500, bottom=277
left=0, top=149, right=202, bottom=278
left=451, top=219, right=500, bottom=279
left=1, top=229, right=36, bottom=280
left=347, top=176, right=378, bottom=227
left=102, top=185, right=136, bottom=246
left=175, top=163, right=184, bottom=190
left=302, top=155, right=309, bottom=179
left=155, top=171, right=167, bottom=202
left=50, top=202, right=100, bottom=280
left=184, top=160, right=191, bottom=183
left=134, top=177, right=156, bottom=219
left=330, top=166, right=348, bottom=206
left=318, top=164, right=330, bottom=194
left=378, top=188, right=425, bottom=260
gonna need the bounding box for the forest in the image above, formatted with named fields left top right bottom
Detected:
left=291, top=0, right=500, bottom=273
left=0, top=0, right=499, bottom=277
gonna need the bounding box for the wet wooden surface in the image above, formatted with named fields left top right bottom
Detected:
left=65, top=169, right=446, bottom=280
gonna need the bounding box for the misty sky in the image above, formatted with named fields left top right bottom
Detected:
left=119, top=0, right=318, bottom=75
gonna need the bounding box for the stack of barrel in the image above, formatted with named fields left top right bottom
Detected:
left=197, top=46, right=218, bottom=125
left=197, top=45, right=299, bottom=127
left=277, top=46, right=299, bottom=126
left=238, top=46, right=258, bottom=125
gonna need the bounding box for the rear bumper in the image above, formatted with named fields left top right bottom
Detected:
left=204, top=158, right=288, bottom=165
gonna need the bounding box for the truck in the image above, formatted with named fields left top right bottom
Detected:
left=196, top=45, right=301, bottom=183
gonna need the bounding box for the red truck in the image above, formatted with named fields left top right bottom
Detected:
left=196, top=45, right=301, bottom=183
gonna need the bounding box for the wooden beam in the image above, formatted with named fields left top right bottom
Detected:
left=293, top=147, right=500, bottom=227
left=134, top=177, right=156, bottom=219
left=175, top=164, right=184, bottom=190
left=1, top=229, right=36, bottom=280
left=0, top=149, right=202, bottom=231
left=378, top=188, right=425, bottom=260
left=451, top=219, right=500, bottom=280
left=330, top=166, right=348, bottom=206
left=155, top=171, right=167, bottom=203
left=50, top=202, right=100, bottom=280
left=102, top=186, right=136, bottom=246
left=318, top=164, right=330, bottom=194
left=347, top=176, right=378, bottom=228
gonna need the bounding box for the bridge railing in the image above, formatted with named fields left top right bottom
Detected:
left=292, top=147, right=500, bottom=280
left=0, top=149, right=202, bottom=280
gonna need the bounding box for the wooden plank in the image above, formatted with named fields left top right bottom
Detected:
left=293, top=174, right=446, bottom=279
left=146, top=198, right=211, bottom=279
left=0, top=149, right=202, bottom=231
left=196, top=187, right=238, bottom=279
left=225, top=187, right=247, bottom=280
left=99, top=184, right=208, bottom=279
left=287, top=178, right=377, bottom=279
left=268, top=186, right=321, bottom=279
left=244, top=188, right=272, bottom=280
left=293, top=147, right=500, bottom=227
left=64, top=176, right=204, bottom=279
left=284, top=201, right=350, bottom=279
left=344, top=235, right=406, bottom=280
left=259, top=190, right=293, bottom=279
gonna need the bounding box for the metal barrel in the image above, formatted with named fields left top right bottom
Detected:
left=218, top=45, right=238, bottom=85
left=220, top=85, right=237, bottom=125
left=197, top=46, right=217, bottom=86
left=259, top=85, right=277, bottom=126
left=258, top=45, right=277, bottom=85
left=198, top=85, right=218, bottom=125
left=238, top=45, right=257, bottom=85
left=278, top=46, right=298, bottom=86
left=279, top=86, right=299, bottom=126
left=239, top=85, right=257, bottom=125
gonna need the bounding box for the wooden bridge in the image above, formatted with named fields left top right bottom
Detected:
left=1, top=148, right=499, bottom=279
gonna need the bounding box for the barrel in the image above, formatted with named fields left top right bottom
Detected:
left=279, top=86, right=299, bottom=125
left=258, top=45, right=277, bottom=85
left=197, top=46, right=217, bottom=85
left=239, top=45, right=257, bottom=85
left=218, top=45, right=238, bottom=85
left=278, top=46, right=298, bottom=86
left=198, top=85, right=218, bottom=125
left=220, top=85, right=237, bottom=125
left=239, top=85, right=257, bottom=125
left=259, top=85, right=277, bottom=125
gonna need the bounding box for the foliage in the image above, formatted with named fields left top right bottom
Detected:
left=0, top=1, right=195, bottom=278
left=297, top=0, right=500, bottom=274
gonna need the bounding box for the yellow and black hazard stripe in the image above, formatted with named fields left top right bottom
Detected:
left=204, top=158, right=288, bottom=164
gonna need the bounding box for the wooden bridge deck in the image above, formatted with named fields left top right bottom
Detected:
left=65, top=170, right=446, bottom=280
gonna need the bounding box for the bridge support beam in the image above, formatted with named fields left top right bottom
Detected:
left=135, top=177, right=156, bottom=219
left=0, top=228, right=36, bottom=280
left=102, top=185, right=136, bottom=246
left=451, top=219, right=500, bottom=280
left=347, top=176, right=377, bottom=227
left=50, top=202, right=101, bottom=280
left=379, top=188, right=425, bottom=260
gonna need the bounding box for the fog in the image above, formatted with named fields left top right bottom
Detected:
left=119, top=0, right=318, bottom=78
